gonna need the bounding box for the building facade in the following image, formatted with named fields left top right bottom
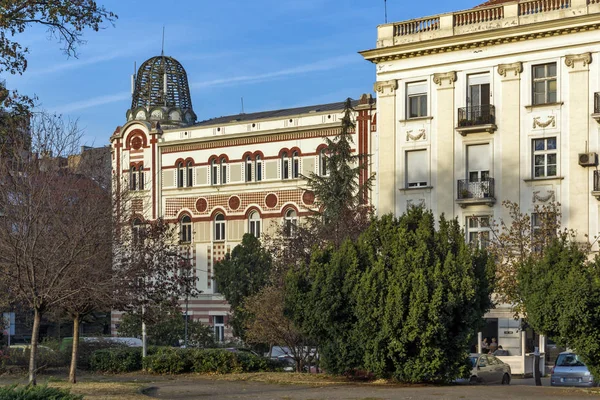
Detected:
left=361, top=0, right=600, bottom=372
left=110, top=56, right=376, bottom=339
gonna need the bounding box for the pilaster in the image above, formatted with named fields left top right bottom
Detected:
left=433, top=71, right=456, bottom=219
left=497, top=62, right=522, bottom=220
left=373, top=80, right=398, bottom=215
left=566, top=53, right=592, bottom=240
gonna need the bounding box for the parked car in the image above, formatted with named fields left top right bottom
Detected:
left=457, top=353, right=511, bottom=384
left=551, top=352, right=596, bottom=387
left=223, top=347, right=260, bottom=357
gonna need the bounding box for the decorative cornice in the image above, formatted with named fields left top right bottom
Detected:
left=433, top=71, right=457, bottom=86
left=497, top=62, right=523, bottom=78
left=373, top=80, right=398, bottom=96
left=362, top=23, right=600, bottom=64
left=564, top=52, right=592, bottom=69
left=162, top=127, right=344, bottom=154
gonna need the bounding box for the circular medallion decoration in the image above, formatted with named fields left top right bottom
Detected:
left=195, top=197, right=208, bottom=213
left=228, top=196, right=241, bottom=211
left=302, top=190, right=315, bottom=206
left=265, top=193, right=278, bottom=208
left=131, top=136, right=143, bottom=150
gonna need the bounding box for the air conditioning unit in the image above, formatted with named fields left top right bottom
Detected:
left=578, top=152, right=598, bottom=167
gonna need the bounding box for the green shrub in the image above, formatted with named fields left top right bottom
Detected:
left=142, top=348, right=193, bottom=374
left=73, top=341, right=127, bottom=370
left=3, top=347, right=64, bottom=370
left=142, top=347, right=278, bottom=374
left=90, top=348, right=142, bottom=373
left=0, top=384, right=83, bottom=400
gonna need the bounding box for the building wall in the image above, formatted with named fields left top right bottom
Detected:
left=110, top=96, right=375, bottom=338
left=364, top=0, right=600, bottom=351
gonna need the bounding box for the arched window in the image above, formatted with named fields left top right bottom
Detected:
left=180, top=215, right=192, bottom=243
left=211, top=159, right=218, bottom=185
left=214, top=213, right=225, bottom=241
left=255, top=155, right=262, bottom=181
left=281, top=152, right=289, bottom=179
left=138, top=164, right=144, bottom=190
left=186, top=161, right=193, bottom=187
left=292, top=151, right=299, bottom=178
left=132, top=218, right=143, bottom=244
left=245, top=156, right=253, bottom=182
left=177, top=162, right=184, bottom=188
left=248, top=211, right=261, bottom=238
left=284, top=209, right=297, bottom=237
left=319, top=148, right=328, bottom=176
left=220, top=158, right=227, bottom=185
left=130, top=166, right=137, bottom=190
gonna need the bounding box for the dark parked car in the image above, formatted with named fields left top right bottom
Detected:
left=551, top=352, right=596, bottom=387
left=457, top=353, right=511, bottom=385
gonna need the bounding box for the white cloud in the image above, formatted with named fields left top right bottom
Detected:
left=52, top=92, right=130, bottom=114
left=190, top=54, right=360, bottom=89
left=50, top=54, right=361, bottom=114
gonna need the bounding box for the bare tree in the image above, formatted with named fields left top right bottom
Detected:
left=112, top=213, right=200, bottom=357
left=244, top=284, right=312, bottom=372
left=0, top=112, right=113, bottom=384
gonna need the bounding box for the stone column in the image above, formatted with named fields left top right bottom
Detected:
left=433, top=71, right=457, bottom=219
left=497, top=62, right=523, bottom=220
left=566, top=53, right=592, bottom=241
left=374, top=80, right=398, bottom=215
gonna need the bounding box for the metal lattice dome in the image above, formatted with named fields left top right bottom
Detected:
left=126, top=55, right=196, bottom=128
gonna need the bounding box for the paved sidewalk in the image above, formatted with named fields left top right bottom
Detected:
left=146, top=378, right=598, bottom=400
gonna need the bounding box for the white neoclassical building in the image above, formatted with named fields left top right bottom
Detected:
left=361, top=0, right=600, bottom=374
left=110, top=55, right=376, bottom=340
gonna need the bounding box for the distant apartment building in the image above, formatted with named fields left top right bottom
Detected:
left=361, top=0, right=600, bottom=373
left=110, top=55, right=376, bottom=340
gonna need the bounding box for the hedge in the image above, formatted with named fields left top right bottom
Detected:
left=0, top=385, right=83, bottom=400
left=89, top=348, right=142, bottom=373
left=142, top=348, right=282, bottom=374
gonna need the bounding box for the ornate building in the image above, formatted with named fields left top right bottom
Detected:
left=110, top=55, right=376, bottom=339
left=362, top=0, right=600, bottom=374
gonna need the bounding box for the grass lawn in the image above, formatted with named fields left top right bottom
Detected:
left=48, top=382, right=147, bottom=400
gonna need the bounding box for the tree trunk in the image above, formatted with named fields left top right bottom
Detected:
left=69, top=314, right=80, bottom=384
left=28, top=308, right=41, bottom=385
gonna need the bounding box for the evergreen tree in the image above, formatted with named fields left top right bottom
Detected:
left=286, top=208, right=494, bottom=382
left=213, top=234, right=272, bottom=340
left=303, top=97, right=373, bottom=248
left=518, top=237, right=600, bottom=379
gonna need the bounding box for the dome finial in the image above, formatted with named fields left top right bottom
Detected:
left=126, top=55, right=196, bottom=128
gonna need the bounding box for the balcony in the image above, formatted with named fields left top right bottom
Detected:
left=456, top=105, right=497, bottom=135
left=364, top=0, right=592, bottom=55
left=456, top=178, right=496, bottom=207
left=593, top=92, right=600, bottom=123
left=593, top=170, right=600, bottom=200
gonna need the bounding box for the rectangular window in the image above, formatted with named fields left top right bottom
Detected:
left=213, top=315, right=224, bottom=342
left=533, top=137, right=557, bottom=178
left=283, top=158, right=289, bottom=179
left=532, top=63, right=557, bottom=105
left=249, top=219, right=261, bottom=238
left=532, top=212, right=557, bottom=251
left=221, top=164, right=227, bottom=184
left=406, top=150, right=428, bottom=188
left=407, top=82, right=427, bottom=118
left=211, top=164, right=218, bottom=185
left=467, top=216, right=490, bottom=248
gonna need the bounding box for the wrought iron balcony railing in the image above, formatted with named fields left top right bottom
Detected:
left=457, top=178, right=495, bottom=200
left=457, top=105, right=496, bottom=127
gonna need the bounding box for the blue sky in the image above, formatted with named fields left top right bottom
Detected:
left=3, top=0, right=479, bottom=146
